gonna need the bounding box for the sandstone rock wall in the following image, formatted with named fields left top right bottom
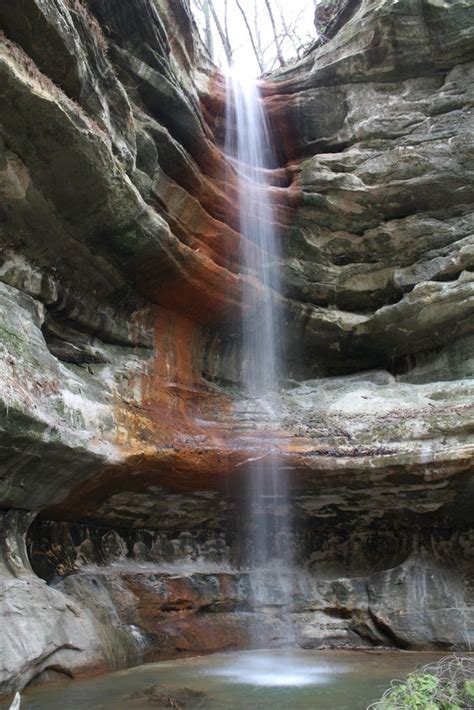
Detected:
left=0, top=0, right=472, bottom=697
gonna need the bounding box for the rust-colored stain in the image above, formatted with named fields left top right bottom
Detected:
left=43, top=299, right=316, bottom=524
left=114, top=571, right=248, bottom=660
left=45, top=306, right=234, bottom=520
left=40, top=73, right=386, bottom=525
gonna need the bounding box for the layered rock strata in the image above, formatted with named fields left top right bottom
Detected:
left=0, top=0, right=473, bottom=697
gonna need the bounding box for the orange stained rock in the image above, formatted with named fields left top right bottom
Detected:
left=199, top=70, right=227, bottom=134
left=152, top=166, right=249, bottom=272
left=43, top=305, right=311, bottom=523
left=131, top=237, right=243, bottom=325
left=44, top=307, right=232, bottom=520
left=261, top=88, right=303, bottom=163
left=114, top=306, right=232, bottom=456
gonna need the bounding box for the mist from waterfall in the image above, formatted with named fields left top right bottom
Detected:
left=225, top=70, right=293, bottom=645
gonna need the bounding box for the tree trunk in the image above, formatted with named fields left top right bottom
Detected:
left=204, top=1, right=215, bottom=59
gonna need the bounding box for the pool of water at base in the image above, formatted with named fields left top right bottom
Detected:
left=6, top=649, right=451, bottom=709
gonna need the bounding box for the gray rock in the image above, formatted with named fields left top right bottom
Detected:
left=0, top=0, right=473, bottom=694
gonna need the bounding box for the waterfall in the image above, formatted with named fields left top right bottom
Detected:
left=226, top=70, right=293, bottom=645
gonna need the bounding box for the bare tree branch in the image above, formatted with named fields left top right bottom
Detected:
left=208, top=0, right=233, bottom=64
left=275, top=0, right=301, bottom=55
left=254, top=0, right=263, bottom=66
left=234, top=0, right=265, bottom=74
left=192, top=0, right=314, bottom=72
left=263, top=0, right=285, bottom=67
left=224, top=0, right=231, bottom=52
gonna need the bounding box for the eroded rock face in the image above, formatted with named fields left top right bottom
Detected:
left=0, top=0, right=473, bottom=696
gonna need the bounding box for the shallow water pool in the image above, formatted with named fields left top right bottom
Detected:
left=10, top=649, right=448, bottom=709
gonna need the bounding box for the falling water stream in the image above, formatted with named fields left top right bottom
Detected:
left=226, top=70, right=293, bottom=645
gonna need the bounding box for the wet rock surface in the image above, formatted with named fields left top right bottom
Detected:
left=130, top=684, right=207, bottom=708
left=0, top=0, right=473, bottom=695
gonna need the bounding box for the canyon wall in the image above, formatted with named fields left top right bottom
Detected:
left=0, top=0, right=473, bottom=696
